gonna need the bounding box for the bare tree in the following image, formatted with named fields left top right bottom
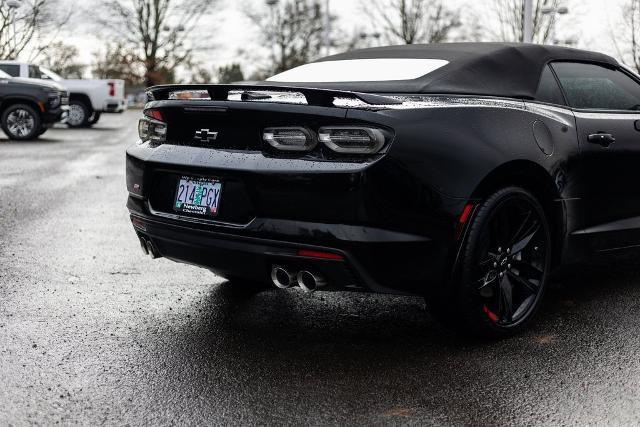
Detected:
left=366, top=0, right=461, bottom=45
left=614, top=0, right=640, bottom=73
left=0, top=0, right=68, bottom=60
left=97, top=0, right=215, bottom=86
left=40, top=41, right=85, bottom=78
left=92, top=42, right=145, bottom=86
left=190, top=65, right=213, bottom=84
left=191, top=62, right=245, bottom=84
left=247, top=0, right=331, bottom=75
left=493, top=0, right=559, bottom=43
left=217, top=63, right=244, bottom=84
left=339, top=29, right=380, bottom=51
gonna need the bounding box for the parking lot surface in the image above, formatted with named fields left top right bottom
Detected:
left=2, top=111, right=640, bottom=425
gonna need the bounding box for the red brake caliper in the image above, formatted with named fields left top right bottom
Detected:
left=483, top=305, right=498, bottom=323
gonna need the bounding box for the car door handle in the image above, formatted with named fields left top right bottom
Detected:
left=588, top=133, right=616, bottom=147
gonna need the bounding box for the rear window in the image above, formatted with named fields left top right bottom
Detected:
left=267, top=58, right=449, bottom=83
left=0, top=64, right=19, bottom=77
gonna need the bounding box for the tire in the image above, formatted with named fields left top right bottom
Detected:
left=37, top=126, right=48, bottom=137
left=1, top=104, right=42, bottom=140
left=88, top=111, right=101, bottom=126
left=427, top=187, right=551, bottom=339
left=66, top=100, right=90, bottom=128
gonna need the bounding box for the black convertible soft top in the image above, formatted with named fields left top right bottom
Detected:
left=267, top=43, right=618, bottom=99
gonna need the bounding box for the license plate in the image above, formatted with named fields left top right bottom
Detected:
left=174, top=176, right=222, bottom=217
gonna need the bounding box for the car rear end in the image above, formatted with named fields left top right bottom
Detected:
left=102, top=79, right=126, bottom=113
left=126, top=85, right=465, bottom=296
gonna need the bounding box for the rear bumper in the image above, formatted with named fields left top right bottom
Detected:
left=101, top=99, right=127, bottom=113
left=128, top=203, right=448, bottom=295
left=126, top=142, right=466, bottom=295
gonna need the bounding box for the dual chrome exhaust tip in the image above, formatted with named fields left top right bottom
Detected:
left=139, top=236, right=159, bottom=259
left=271, top=265, right=326, bottom=292
left=271, top=266, right=296, bottom=289
left=296, top=270, right=327, bottom=293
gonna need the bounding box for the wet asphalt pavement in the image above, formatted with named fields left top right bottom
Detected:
left=2, top=111, right=640, bottom=425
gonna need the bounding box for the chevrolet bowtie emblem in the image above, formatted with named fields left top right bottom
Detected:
left=194, top=129, right=219, bottom=143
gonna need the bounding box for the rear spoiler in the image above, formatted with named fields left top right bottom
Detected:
left=145, top=84, right=403, bottom=107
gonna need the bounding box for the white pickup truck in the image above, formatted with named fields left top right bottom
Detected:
left=0, top=61, right=126, bottom=127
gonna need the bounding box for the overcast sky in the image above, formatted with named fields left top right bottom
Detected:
left=55, top=0, right=626, bottom=80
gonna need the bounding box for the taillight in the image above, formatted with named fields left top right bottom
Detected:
left=108, top=82, right=115, bottom=97
left=263, top=127, right=316, bottom=151
left=138, top=109, right=167, bottom=144
left=318, top=126, right=386, bottom=154
left=144, top=109, right=163, bottom=121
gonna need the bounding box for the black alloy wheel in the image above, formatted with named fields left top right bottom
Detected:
left=431, top=187, right=551, bottom=338
left=1, top=104, right=41, bottom=140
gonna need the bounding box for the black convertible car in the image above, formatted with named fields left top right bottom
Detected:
left=127, top=42, right=640, bottom=337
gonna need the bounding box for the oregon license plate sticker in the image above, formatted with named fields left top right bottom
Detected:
left=174, top=176, right=222, bottom=217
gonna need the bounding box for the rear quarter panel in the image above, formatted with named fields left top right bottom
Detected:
left=347, top=97, right=579, bottom=201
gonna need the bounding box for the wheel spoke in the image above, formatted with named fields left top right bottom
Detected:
left=477, top=270, right=499, bottom=298
left=510, top=208, right=532, bottom=238
left=478, top=256, right=495, bottom=267
left=506, top=270, right=538, bottom=295
left=511, top=223, right=539, bottom=255
left=499, top=274, right=514, bottom=322
left=476, top=248, right=496, bottom=285
left=512, top=259, right=543, bottom=280
left=5, top=109, right=35, bottom=137
left=512, top=294, right=536, bottom=320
